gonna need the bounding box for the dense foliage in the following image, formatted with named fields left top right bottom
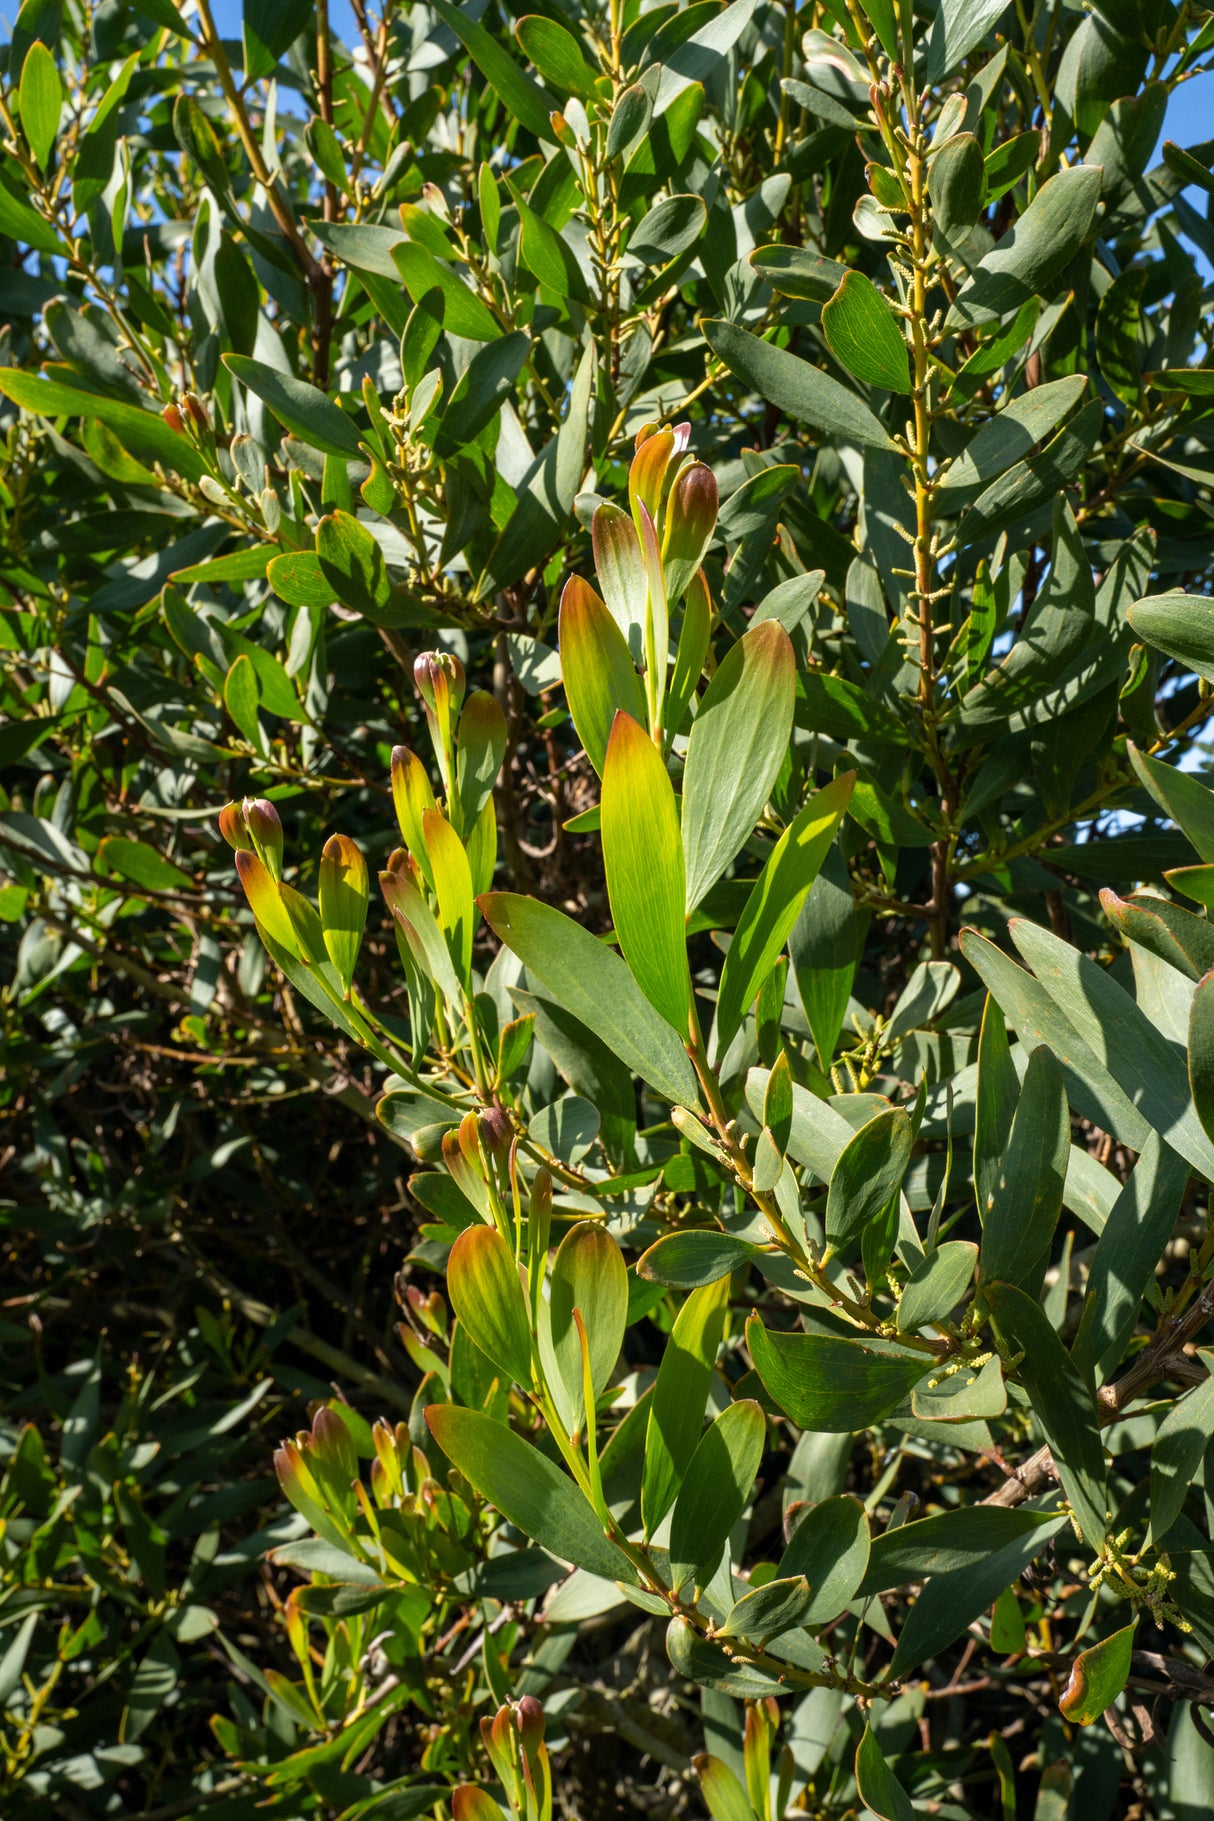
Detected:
left=5, top=0, right=1214, bottom=1814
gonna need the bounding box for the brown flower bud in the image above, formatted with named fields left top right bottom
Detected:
left=242, top=797, right=283, bottom=880
left=218, top=800, right=253, bottom=852
left=478, top=1104, right=512, bottom=1162
left=182, top=391, right=211, bottom=432
left=514, top=1696, right=545, bottom=1752
left=163, top=402, right=185, bottom=434
left=412, top=649, right=466, bottom=720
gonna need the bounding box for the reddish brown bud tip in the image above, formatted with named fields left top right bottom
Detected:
left=163, top=403, right=185, bottom=434
left=478, top=1105, right=512, bottom=1161
left=218, top=801, right=253, bottom=852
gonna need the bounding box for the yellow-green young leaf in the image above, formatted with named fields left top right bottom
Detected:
left=592, top=501, right=648, bottom=665
left=318, top=834, right=369, bottom=995
left=546, top=1223, right=628, bottom=1428
left=695, top=1755, right=753, bottom=1821
left=235, top=851, right=302, bottom=957
left=452, top=1787, right=504, bottom=1821
left=715, top=774, right=854, bottom=1056
left=454, top=690, right=507, bottom=838
left=601, top=711, right=690, bottom=1033
left=467, top=794, right=497, bottom=899
left=822, top=272, right=912, bottom=394
left=668, top=1399, right=765, bottom=1592
left=640, top=1276, right=730, bottom=1535
left=682, top=619, right=796, bottom=912
left=447, top=1225, right=533, bottom=1386
left=559, top=575, right=647, bottom=776
left=20, top=40, right=61, bottom=170
left=425, top=1404, right=636, bottom=1581
left=390, top=745, right=437, bottom=886
left=1058, top=1621, right=1137, bottom=1726
left=855, top=1726, right=915, bottom=1821
left=423, top=809, right=475, bottom=986
left=224, top=653, right=261, bottom=746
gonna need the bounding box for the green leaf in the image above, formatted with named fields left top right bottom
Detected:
left=978, top=1045, right=1068, bottom=1297
left=983, top=131, right=1040, bottom=200
left=1009, top=917, right=1214, bottom=1182
left=938, top=376, right=1087, bottom=501
left=547, top=1223, right=628, bottom=1425
left=788, top=846, right=868, bottom=1070
left=715, top=774, right=854, bottom=1055
left=748, top=244, right=849, bottom=301
left=777, top=1494, right=870, bottom=1621
left=428, top=0, right=558, bottom=141
left=897, top=1242, right=977, bottom=1332
left=682, top=619, right=796, bottom=913
left=1191, top=969, right=1214, bottom=1152
left=1101, top=888, right=1214, bottom=982
left=1058, top=1621, right=1137, bottom=1725
left=243, top=0, right=310, bottom=81
left=983, top=1282, right=1107, bottom=1545
left=475, top=344, right=593, bottom=599
left=629, top=194, right=708, bottom=265
left=858, top=1506, right=1063, bottom=1595
left=601, top=712, right=690, bottom=1032
left=719, top=1574, right=814, bottom=1642
left=559, top=576, right=649, bottom=777
left=825, top=1105, right=913, bottom=1250
left=855, top=1726, right=915, bottom=1821
left=665, top=1617, right=793, bottom=1698
left=447, top=1226, right=533, bottom=1386
left=96, top=837, right=192, bottom=893
left=746, top=1316, right=930, bottom=1432
left=425, top=1405, right=635, bottom=1581
left=926, top=0, right=1013, bottom=78
left=638, top=1231, right=757, bottom=1288
left=435, top=332, right=530, bottom=458
left=224, top=356, right=362, bottom=459
left=668, top=1399, right=765, bottom=1591
left=515, top=15, right=600, bottom=98
left=224, top=653, right=261, bottom=746
left=1072, top=1133, right=1190, bottom=1379
left=0, top=369, right=207, bottom=481
left=1127, top=594, right=1214, bottom=688
left=703, top=319, right=893, bottom=451
left=821, top=273, right=912, bottom=395
left=1149, top=1357, right=1214, bottom=1543
left=929, top=132, right=987, bottom=245
left=392, top=241, right=501, bottom=341
left=960, top=929, right=1152, bottom=1153
left=886, top=1513, right=1069, bottom=1678
left=641, top=1277, right=730, bottom=1534
left=479, top=892, right=699, bottom=1106
left=516, top=195, right=592, bottom=302
left=1096, top=266, right=1147, bottom=405
left=946, top=166, right=1103, bottom=330
left=954, top=401, right=1103, bottom=549
left=20, top=40, right=60, bottom=169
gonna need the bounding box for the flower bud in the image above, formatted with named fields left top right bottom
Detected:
left=514, top=1696, right=545, bottom=1752
left=183, top=391, right=211, bottom=433
left=413, top=650, right=466, bottom=721
left=218, top=800, right=253, bottom=852
left=163, top=402, right=185, bottom=435
left=478, top=1104, right=512, bottom=1163
left=242, top=796, right=283, bottom=880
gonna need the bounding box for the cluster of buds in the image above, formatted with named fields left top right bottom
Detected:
left=219, top=795, right=283, bottom=879
left=449, top=1699, right=551, bottom=1821
left=162, top=389, right=212, bottom=439
left=561, top=421, right=718, bottom=753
